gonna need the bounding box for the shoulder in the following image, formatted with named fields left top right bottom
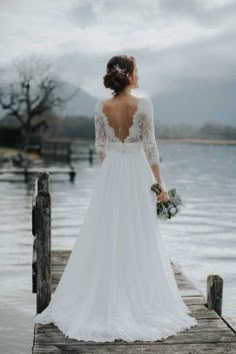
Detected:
left=95, top=96, right=152, bottom=112
left=139, top=96, right=153, bottom=113
left=95, top=98, right=110, bottom=112
left=95, top=99, right=103, bottom=113
left=99, top=96, right=141, bottom=111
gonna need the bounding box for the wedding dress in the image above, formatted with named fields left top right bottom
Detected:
left=33, top=96, right=198, bottom=342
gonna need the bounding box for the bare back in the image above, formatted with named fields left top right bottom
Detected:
left=101, top=96, right=142, bottom=143
left=94, top=95, right=161, bottom=166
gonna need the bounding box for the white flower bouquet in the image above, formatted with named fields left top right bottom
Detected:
left=150, top=183, right=185, bottom=220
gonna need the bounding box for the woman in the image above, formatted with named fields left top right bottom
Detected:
left=33, top=55, right=197, bottom=342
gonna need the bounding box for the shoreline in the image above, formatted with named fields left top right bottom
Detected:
left=156, top=138, right=236, bottom=145
left=0, top=147, right=41, bottom=161
left=74, top=138, right=236, bottom=145
left=1, top=138, right=236, bottom=158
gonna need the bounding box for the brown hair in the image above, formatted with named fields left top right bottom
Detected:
left=103, top=55, right=136, bottom=97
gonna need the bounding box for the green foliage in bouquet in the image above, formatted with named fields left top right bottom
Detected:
left=150, top=183, right=184, bottom=220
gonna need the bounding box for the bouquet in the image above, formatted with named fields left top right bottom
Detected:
left=150, top=183, right=185, bottom=220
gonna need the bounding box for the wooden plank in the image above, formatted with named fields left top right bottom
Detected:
left=33, top=249, right=236, bottom=353
left=0, top=167, right=74, bottom=174
left=34, top=323, right=236, bottom=345
left=34, top=318, right=230, bottom=334
left=32, top=342, right=236, bottom=354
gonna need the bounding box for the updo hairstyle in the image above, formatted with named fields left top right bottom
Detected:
left=103, top=55, right=136, bottom=96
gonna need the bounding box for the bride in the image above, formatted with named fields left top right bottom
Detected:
left=33, top=54, right=198, bottom=342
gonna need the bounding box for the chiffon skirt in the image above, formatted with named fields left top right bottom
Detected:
left=33, top=141, right=198, bottom=342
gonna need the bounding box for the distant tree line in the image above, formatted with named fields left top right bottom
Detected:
left=1, top=113, right=236, bottom=144
left=199, top=122, right=236, bottom=140
left=43, top=116, right=236, bottom=140
left=156, top=121, right=236, bottom=139
left=45, top=115, right=94, bottom=140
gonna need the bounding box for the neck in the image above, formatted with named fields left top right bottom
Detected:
left=115, top=86, right=132, bottom=98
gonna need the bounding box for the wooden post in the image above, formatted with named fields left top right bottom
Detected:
left=32, top=178, right=38, bottom=293
left=32, top=172, right=51, bottom=314
left=24, top=167, right=29, bottom=182
left=206, top=274, right=223, bottom=316
left=38, top=171, right=49, bottom=192
left=69, top=165, right=76, bottom=182
left=89, top=147, right=93, bottom=164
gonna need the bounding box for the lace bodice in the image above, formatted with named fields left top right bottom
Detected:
left=94, top=96, right=160, bottom=166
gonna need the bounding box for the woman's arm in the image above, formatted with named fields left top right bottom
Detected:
left=150, top=164, right=167, bottom=191
left=142, top=97, right=169, bottom=202
left=94, top=100, right=107, bottom=163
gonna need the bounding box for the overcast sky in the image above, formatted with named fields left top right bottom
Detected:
left=1, top=0, right=236, bottom=124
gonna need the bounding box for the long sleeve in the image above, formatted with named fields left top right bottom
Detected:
left=142, top=97, right=160, bottom=166
left=94, top=100, right=107, bottom=163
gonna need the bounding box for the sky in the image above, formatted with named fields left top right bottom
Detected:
left=0, top=0, right=236, bottom=124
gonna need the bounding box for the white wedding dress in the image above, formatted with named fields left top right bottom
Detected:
left=33, top=96, right=198, bottom=342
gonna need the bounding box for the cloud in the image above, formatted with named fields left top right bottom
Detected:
left=0, top=0, right=235, bottom=123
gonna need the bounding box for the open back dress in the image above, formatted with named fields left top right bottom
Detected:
left=33, top=96, right=198, bottom=342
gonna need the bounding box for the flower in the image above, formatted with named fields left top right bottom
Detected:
left=112, top=64, right=127, bottom=75
left=150, top=183, right=184, bottom=220
left=169, top=207, right=177, bottom=215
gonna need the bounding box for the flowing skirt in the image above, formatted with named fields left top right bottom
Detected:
left=33, top=141, right=198, bottom=342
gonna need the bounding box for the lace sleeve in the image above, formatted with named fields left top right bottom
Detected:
left=94, top=100, right=107, bottom=163
left=142, top=97, right=160, bottom=166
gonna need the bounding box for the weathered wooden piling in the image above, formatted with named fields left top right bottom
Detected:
left=89, top=147, right=94, bottom=164
left=207, top=274, right=223, bottom=316
left=68, top=164, right=76, bottom=182
left=31, top=176, right=236, bottom=353
left=32, top=172, right=52, bottom=314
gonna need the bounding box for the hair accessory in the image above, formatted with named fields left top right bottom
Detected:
left=111, top=64, right=127, bottom=74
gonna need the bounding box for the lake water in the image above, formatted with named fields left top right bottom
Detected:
left=0, top=142, right=236, bottom=353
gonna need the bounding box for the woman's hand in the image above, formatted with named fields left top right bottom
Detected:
left=156, top=187, right=170, bottom=203
left=150, top=164, right=170, bottom=203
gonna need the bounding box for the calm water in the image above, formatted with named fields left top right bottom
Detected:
left=0, top=143, right=236, bottom=353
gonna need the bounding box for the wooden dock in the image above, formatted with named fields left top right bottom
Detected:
left=40, top=138, right=72, bottom=161
left=31, top=173, right=236, bottom=354
left=0, top=165, right=76, bottom=182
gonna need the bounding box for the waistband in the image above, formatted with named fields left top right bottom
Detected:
left=107, top=141, right=143, bottom=154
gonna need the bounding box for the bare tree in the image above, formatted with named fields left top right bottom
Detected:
left=0, top=54, right=79, bottom=151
